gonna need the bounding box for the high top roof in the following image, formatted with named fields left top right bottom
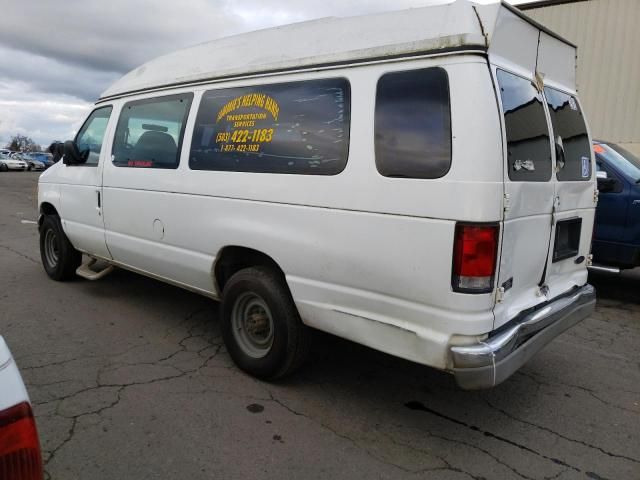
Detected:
left=100, top=0, right=573, bottom=100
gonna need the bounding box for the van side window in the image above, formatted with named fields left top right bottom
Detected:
left=112, top=93, right=193, bottom=169
left=496, top=70, right=552, bottom=182
left=75, top=106, right=113, bottom=166
left=189, top=78, right=350, bottom=175
left=374, top=67, right=451, bottom=179
left=544, top=87, right=591, bottom=181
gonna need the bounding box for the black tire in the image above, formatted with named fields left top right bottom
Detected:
left=221, top=266, right=310, bottom=380
left=27, top=164, right=32, bottom=171
left=39, top=215, right=82, bottom=281
left=0, top=163, right=7, bottom=172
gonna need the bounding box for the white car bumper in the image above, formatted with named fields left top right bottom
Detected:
left=0, top=336, right=29, bottom=410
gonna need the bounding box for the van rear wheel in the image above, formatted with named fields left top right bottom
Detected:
left=39, top=215, right=82, bottom=281
left=221, top=266, right=309, bottom=380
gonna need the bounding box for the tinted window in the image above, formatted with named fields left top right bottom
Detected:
left=545, top=87, right=591, bottom=181
left=190, top=78, right=350, bottom=175
left=75, top=106, right=113, bottom=165
left=607, top=143, right=640, bottom=169
left=497, top=70, right=552, bottom=182
left=595, top=142, right=640, bottom=182
left=375, top=67, right=451, bottom=179
left=112, top=94, right=192, bottom=169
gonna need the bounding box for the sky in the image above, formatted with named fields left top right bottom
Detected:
left=0, top=0, right=536, bottom=149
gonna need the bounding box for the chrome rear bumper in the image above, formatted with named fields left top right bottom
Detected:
left=451, top=284, right=596, bottom=389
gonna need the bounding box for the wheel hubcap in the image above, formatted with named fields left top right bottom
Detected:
left=44, top=229, right=59, bottom=268
left=231, top=292, right=274, bottom=358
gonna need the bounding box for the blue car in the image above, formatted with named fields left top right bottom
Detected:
left=593, top=141, right=640, bottom=269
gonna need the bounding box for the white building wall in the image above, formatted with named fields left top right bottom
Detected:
left=524, top=0, right=640, bottom=156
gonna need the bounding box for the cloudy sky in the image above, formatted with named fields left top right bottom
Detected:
left=0, top=0, right=535, bottom=149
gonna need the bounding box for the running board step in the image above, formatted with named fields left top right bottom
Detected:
left=76, top=258, right=115, bottom=280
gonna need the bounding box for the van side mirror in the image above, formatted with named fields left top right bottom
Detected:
left=62, top=141, right=89, bottom=165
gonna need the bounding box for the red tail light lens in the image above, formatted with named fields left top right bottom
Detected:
left=452, top=223, right=499, bottom=293
left=0, top=402, right=43, bottom=480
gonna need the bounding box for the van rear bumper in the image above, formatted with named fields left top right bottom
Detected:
left=450, top=284, right=596, bottom=390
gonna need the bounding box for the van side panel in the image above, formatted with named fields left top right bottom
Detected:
left=100, top=56, right=504, bottom=369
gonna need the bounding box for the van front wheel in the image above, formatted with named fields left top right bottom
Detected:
left=39, top=215, right=82, bottom=281
left=221, top=267, right=309, bottom=380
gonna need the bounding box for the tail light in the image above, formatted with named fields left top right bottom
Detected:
left=0, top=402, right=43, bottom=480
left=452, top=223, right=499, bottom=293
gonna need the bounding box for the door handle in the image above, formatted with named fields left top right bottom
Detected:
left=96, top=190, right=102, bottom=215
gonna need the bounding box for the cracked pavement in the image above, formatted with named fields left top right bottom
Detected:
left=1, top=173, right=639, bottom=480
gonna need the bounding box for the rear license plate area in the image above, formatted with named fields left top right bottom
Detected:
left=553, top=217, right=582, bottom=262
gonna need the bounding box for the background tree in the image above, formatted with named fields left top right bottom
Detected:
left=5, top=134, right=41, bottom=152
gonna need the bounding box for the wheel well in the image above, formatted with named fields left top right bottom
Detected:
left=39, top=202, right=59, bottom=226
left=214, top=246, right=285, bottom=294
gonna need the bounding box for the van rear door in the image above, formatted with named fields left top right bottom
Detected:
left=541, top=85, right=595, bottom=298
left=492, top=70, right=595, bottom=329
left=487, top=6, right=596, bottom=329
left=492, top=68, right=558, bottom=327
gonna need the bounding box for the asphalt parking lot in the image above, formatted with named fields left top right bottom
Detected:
left=1, top=172, right=639, bottom=480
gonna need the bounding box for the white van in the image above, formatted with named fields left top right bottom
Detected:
left=38, top=0, right=596, bottom=389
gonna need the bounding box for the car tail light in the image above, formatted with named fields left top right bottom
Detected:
left=452, top=223, right=499, bottom=293
left=0, top=402, right=43, bottom=480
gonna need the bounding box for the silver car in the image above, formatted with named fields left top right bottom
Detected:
left=23, top=154, right=46, bottom=171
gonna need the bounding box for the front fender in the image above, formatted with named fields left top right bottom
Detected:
left=37, top=183, right=62, bottom=225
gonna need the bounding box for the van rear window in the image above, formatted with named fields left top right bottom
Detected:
left=189, top=78, right=350, bottom=175
left=374, top=67, right=451, bottom=179
left=497, top=70, right=552, bottom=182
left=544, top=87, right=591, bottom=181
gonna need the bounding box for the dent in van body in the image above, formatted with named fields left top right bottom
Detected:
left=100, top=186, right=498, bottom=369
left=493, top=207, right=590, bottom=327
